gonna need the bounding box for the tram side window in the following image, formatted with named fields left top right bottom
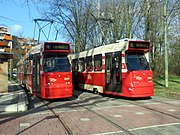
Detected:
left=79, top=58, right=85, bottom=72
left=72, top=59, right=78, bottom=71
left=86, top=56, right=93, bottom=71
left=94, top=54, right=102, bottom=71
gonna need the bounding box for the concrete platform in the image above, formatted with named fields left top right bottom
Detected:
left=0, top=81, right=28, bottom=113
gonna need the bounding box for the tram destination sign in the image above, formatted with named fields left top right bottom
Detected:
left=44, top=43, right=69, bottom=50
left=129, top=42, right=149, bottom=49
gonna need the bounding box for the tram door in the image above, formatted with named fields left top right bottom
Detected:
left=72, top=59, right=79, bottom=89
left=32, top=54, right=40, bottom=94
left=105, top=51, right=122, bottom=93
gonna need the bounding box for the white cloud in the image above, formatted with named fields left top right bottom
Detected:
left=10, top=24, right=23, bottom=36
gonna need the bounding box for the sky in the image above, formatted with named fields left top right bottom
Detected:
left=0, top=0, right=63, bottom=42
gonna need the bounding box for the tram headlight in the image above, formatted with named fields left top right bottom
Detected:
left=148, top=76, right=153, bottom=82
left=64, top=77, right=70, bottom=80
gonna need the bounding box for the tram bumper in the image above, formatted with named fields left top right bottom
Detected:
left=126, top=84, right=154, bottom=97
left=45, top=85, right=73, bottom=99
left=122, top=70, right=154, bottom=98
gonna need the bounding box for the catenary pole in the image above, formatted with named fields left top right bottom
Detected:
left=164, top=0, right=168, bottom=87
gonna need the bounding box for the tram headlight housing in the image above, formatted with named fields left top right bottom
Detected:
left=64, top=77, right=70, bottom=80
left=148, top=76, right=153, bottom=82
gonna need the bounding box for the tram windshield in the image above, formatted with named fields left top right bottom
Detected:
left=125, top=53, right=150, bottom=70
left=43, top=54, right=71, bottom=72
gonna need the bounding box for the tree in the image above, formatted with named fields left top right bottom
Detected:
left=26, top=0, right=180, bottom=77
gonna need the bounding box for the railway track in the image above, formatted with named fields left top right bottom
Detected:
left=34, top=90, right=180, bottom=135
left=123, top=99, right=180, bottom=120
left=40, top=99, right=74, bottom=135
left=99, top=94, right=180, bottom=120
left=39, top=96, right=133, bottom=135
left=70, top=97, right=133, bottom=135
left=72, top=90, right=180, bottom=124
left=149, top=98, right=180, bottom=107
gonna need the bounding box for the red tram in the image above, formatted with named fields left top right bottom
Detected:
left=17, top=42, right=73, bottom=99
left=71, top=39, right=154, bottom=98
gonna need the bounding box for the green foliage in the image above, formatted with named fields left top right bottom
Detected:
left=168, top=39, right=180, bottom=76
left=153, top=37, right=180, bottom=76
left=25, top=0, right=180, bottom=75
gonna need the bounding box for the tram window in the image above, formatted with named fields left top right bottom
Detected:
left=94, top=54, right=102, bottom=71
left=86, top=56, right=93, bottom=71
left=43, top=54, right=71, bottom=72
left=79, top=58, right=85, bottom=72
left=125, top=53, right=150, bottom=70
left=72, top=59, right=78, bottom=71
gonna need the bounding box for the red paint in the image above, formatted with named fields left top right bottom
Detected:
left=40, top=72, right=73, bottom=99
left=122, top=63, right=126, bottom=69
left=121, top=70, right=154, bottom=97
left=72, top=39, right=154, bottom=98
left=17, top=42, right=73, bottom=99
left=78, top=72, right=105, bottom=87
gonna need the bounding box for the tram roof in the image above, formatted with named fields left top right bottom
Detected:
left=72, top=38, right=149, bottom=59
left=72, top=39, right=128, bottom=59
left=44, top=41, right=70, bottom=44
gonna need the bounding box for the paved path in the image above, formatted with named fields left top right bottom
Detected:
left=0, top=88, right=180, bottom=135
left=0, top=81, right=27, bottom=113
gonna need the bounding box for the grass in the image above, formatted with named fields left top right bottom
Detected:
left=154, top=76, right=180, bottom=100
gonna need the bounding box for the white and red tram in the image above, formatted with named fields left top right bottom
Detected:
left=17, top=41, right=73, bottom=99
left=71, top=39, right=154, bottom=98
